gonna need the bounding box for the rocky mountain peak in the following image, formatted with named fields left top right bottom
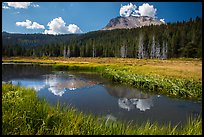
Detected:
left=102, top=16, right=164, bottom=30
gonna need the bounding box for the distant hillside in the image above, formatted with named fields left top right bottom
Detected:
left=2, top=17, right=202, bottom=58
left=2, top=32, right=81, bottom=47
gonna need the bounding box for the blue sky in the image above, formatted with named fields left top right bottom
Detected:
left=2, top=2, right=202, bottom=34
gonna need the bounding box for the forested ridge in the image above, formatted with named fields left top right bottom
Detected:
left=2, top=17, right=202, bottom=58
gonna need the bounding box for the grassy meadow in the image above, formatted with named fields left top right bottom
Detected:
left=2, top=83, right=202, bottom=135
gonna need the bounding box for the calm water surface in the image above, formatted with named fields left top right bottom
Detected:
left=2, top=64, right=202, bottom=126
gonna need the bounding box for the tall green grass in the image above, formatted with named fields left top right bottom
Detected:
left=2, top=83, right=202, bottom=135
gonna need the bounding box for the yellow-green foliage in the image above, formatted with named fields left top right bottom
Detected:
left=101, top=67, right=202, bottom=101
left=2, top=84, right=202, bottom=135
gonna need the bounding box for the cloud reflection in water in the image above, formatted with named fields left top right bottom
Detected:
left=118, top=97, right=153, bottom=111
left=105, top=85, right=154, bottom=112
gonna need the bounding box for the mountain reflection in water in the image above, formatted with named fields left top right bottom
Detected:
left=105, top=85, right=154, bottom=112
left=44, top=74, right=99, bottom=96
left=8, top=73, right=100, bottom=97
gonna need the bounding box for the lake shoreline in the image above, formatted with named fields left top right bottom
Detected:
left=2, top=57, right=202, bottom=101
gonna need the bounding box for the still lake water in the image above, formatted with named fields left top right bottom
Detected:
left=2, top=63, right=202, bottom=126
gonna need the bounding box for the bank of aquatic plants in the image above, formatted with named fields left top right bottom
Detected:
left=2, top=83, right=202, bottom=135
left=101, top=67, right=202, bottom=101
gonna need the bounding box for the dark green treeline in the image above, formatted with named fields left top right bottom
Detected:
left=2, top=17, right=202, bottom=58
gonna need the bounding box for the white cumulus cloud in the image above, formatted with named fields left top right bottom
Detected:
left=16, top=20, right=45, bottom=29
left=138, top=3, right=157, bottom=18
left=4, top=2, right=39, bottom=9
left=120, top=3, right=139, bottom=17
left=28, top=22, right=45, bottom=29
left=44, top=17, right=82, bottom=35
left=160, top=18, right=165, bottom=23
left=68, top=24, right=83, bottom=33
left=119, top=3, right=158, bottom=19
left=6, top=2, right=32, bottom=9
left=16, top=20, right=32, bottom=27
